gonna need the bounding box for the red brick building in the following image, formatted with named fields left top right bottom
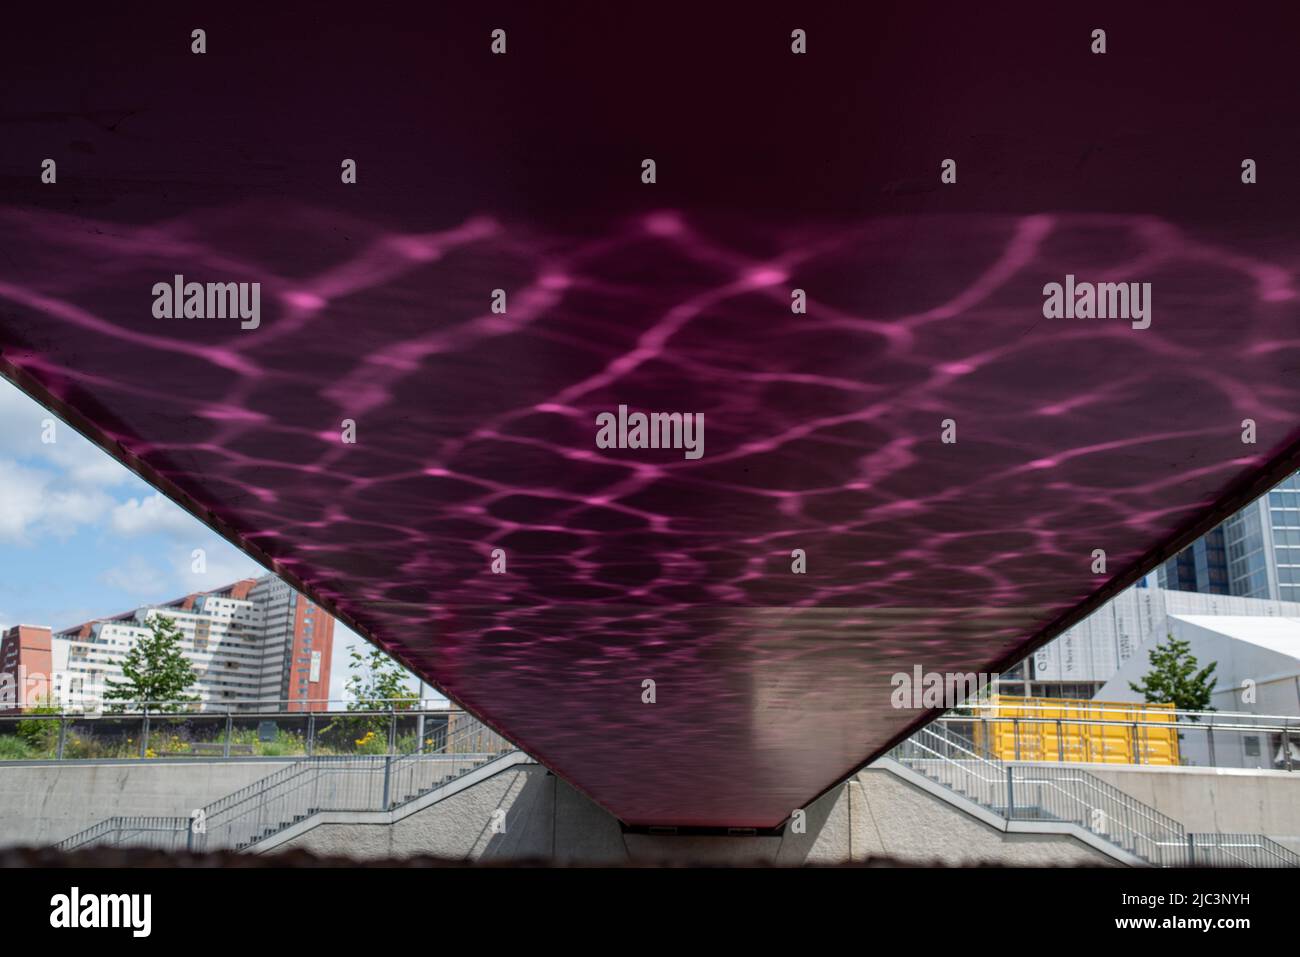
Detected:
left=0, top=624, right=53, bottom=711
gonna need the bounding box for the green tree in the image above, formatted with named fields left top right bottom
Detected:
left=345, top=646, right=419, bottom=712
left=104, top=615, right=198, bottom=710
left=319, top=647, right=418, bottom=751
left=15, top=694, right=60, bottom=756
left=1129, top=634, right=1218, bottom=718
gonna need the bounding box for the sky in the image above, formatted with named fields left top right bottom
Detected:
left=0, top=376, right=429, bottom=705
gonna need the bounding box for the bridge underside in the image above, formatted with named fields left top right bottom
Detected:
left=1, top=5, right=1298, bottom=826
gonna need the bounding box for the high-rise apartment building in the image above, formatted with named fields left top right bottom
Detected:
left=247, top=575, right=335, bottom=712
left=55, top=574, right=334, bottom=712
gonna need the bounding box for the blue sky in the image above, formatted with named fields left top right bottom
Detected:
left=0, top=376, right=431, bottom=704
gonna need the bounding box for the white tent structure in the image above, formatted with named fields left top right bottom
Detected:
left=1097, top=615, right=1300, bottom=770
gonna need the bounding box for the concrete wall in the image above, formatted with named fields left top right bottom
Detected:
left=3, top=755, right=1294, bottom=864
left=1064, top=763, right=1300, bottom=853
left=0, top=759, right=298, bottom=849
left=850, top=769, right=1115, bottom=866
left=271, top=763, right=1116, bottom=866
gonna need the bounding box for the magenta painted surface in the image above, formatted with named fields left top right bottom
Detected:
left=1, top=3, right=1299, bottom=824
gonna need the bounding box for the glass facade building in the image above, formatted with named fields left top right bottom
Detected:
left=1007, top=469, right=1300, bottom=699
left=1263, top=470, right=1300, bottom=602
left=1157, top=469, right=1300, bottom=603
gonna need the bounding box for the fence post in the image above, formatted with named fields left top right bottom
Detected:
left=223, top=712, right=233, bottom=758
left=1206, top=725, right=1216, bottom=768
left=57, top=715, right=67, bottom=760
left=1006, top=766, right=1015, bottom=818
left=1013, top=718, right=1021, bottom=762
left=140, top=709, right=150, bottom=759
left=1187, top=833, right=1196, bottom=867
left=382, top=755, right=392, bottom=810
left=1055, top=718, right=1063, bottom=763
left=307, top=712, right=315, bottom=758
left=256, top=778, right=266, bottom=839
left=1283, top=730, right=1293, bottom=772
left=388, top=708, right=397, bottom=754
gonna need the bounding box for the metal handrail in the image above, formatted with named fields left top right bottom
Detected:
left=1009, top=764, right=1186, bottom=864
left=0, top=705, right=481, bottom=763
left=929, top=710, right=1297, bottom=772
left=9, top=702, right=1294, bottom=774
left=56, top=712, right=516, bottom=853
left=941, top=712, right=1300, bottom=733
left=37, top=694, right=1298, bottom=724
left=4, top=701, right=458, bottom=718
left=1168, top=833, right=1300, bottom=868
left=1013, top=767, right=1182, bottom=836
left=892, top=721, right=1300, bottom=867
left=892, top=723, right=1189, bottom=865
left=955, top=701, right=1300, bottom=721
left=923, top=720, right=1005, bottom=774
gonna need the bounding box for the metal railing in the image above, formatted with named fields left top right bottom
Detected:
left=55, top=815, right=193, bottom=853
left=930, top=703, right=1300, bottom=772
left=1183, top=833, right=1300, bottom=868
left=8, top=698, right=1294, bottom=770
left=55, top=712, right=515, bottom=853
left=6, top=696, right=450, bottom=714
left=6, top=698, right=1295, bottom=771
left=0, top=700, right=464, bottom=762
left=888, top=722, right=1300, bottom=867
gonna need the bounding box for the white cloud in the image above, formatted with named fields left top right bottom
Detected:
left=100, top=555, right=169, bottom=597
left=0, top=385, right=242, bottom=567
left=111, top=492, right=199, bottom=538
left=0, top=461, right=43, bottom=542
left=0, top=459, right=115, bottom=543
left=0, top=380, right=144, bottom=544
left=167, top=538, right=264, bottom=593
left=93, top=536, right=262, bottom=604
left=44, top=486, right=115, bottom=535
left=0, top=381, right=132, bottom=488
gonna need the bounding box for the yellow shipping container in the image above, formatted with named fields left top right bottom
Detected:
left=972, top=695, right=1181, bottom=766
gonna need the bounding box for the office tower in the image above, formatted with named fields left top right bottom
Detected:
left=1157, top=470, right=1300, bottom=602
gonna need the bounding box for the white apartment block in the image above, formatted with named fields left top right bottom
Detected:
left=55, top=574, right=334, bottom=712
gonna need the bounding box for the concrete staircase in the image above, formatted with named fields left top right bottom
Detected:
left=57, top=714, right=516, bottom=854
left=886, top=721, right=1299, bottom=867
